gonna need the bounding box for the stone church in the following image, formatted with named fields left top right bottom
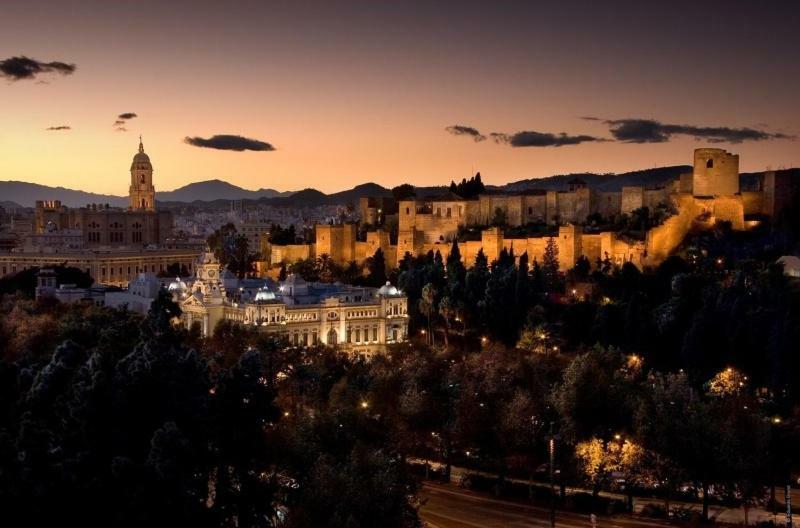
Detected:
left=34, top=138, right=173, bottom=248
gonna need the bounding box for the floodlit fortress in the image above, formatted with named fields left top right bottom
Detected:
left=268, top=148, right=792, bottom=271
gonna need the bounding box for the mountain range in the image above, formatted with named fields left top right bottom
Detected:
left=1, top=166, right=792, bottom=209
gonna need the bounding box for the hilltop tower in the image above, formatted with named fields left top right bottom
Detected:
left=692, top=148, right=739, bottom=197
left=129, top=136, right=156, bottom=211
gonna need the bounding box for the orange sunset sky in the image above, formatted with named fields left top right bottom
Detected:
left=1, top=1, right=798, bottom=196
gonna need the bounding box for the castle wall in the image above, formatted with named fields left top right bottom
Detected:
left=644, top=188, right=669, bottom=209
left=621, top=187, right=644, bottom=215
left=741, top=191, right=764, bottom=216
left=596, top=191, right=622, bottom=218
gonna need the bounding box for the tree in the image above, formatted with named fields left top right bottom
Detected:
left=391, top=183, right=416, bottom=201
left=365, top=248, right=387, bottom=287
left=491, top=207, right=508, bottom=227
left=465, top=249, right=490, bottom=328
left=419, top=283, right=437, bottom=346
left=542, top=237, right=561, bottom=293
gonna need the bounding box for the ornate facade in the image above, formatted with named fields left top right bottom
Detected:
left=176, top=250, right=409, bottom=356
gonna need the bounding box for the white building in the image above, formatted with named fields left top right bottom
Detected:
left=176, top=250, right=408, bottom=356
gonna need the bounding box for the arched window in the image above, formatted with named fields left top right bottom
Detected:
left=706, top=159, right=714, bottom=168
left=140, top=174, right=145, bottom=184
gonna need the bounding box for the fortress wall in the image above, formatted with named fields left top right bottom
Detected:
left=341, top=223, right=356, bottom=262
left=644, top=188, right=669, bottom=209
left=645, top=194, right=697, bottom=264
left=574, top=188, right=592, bottom=223
left=365, top=230, right=391, bottom=256
left=741, top=191, right=764, bottom=216
left=465, top=200, right=483, bottom=225
left=521, top=194, right=548, bottom=223
left=546, top=191, right=558, bottom=224
left=679, top=172, right=693, bottom=193
left=556, top=192, right=578, bottom=223
left=710, top=196, right=745, bottom=230
left=412, top=212, right=461, bottom=243
left=580, top=234, right=604, bottom=264
left=621, top=187, right=644, bottom=215
left=354, top=241, right=368, bottom=262
left=271, top=244, right=312, bottom=265
left=505, top=196, right=524, bottom=226
left=596, top=191, right=622, bottom=218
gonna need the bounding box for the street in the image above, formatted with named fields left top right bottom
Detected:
left=420, top=483, right=676, bottom=528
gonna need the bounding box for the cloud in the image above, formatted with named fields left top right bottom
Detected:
left=113, top=112, right=137, bottom=131
left=491, top=130, right=602, bottom=147
left=45, top=125, right=71, bottom=131
left=447, top=123, right=601, bottom=147
left=589, top=117, right=794, bottom=144
left=183, top=134, right=276, bottom=152
left=0, top=56, right=76, bottom=81
left=445, top=125, right=486, bottom=142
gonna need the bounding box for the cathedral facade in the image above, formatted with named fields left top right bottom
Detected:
left=34, top=138, right=172, bottom=248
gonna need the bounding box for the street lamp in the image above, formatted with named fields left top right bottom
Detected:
left=549, top=422, right=556, bottom=528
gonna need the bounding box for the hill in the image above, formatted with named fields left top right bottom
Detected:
left=0, top=181, right=127, bottom=208
left=155, top=179, right=292, bottom=202
left=501, top=165, right=693, bottom=193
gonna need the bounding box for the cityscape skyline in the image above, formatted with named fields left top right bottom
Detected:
left=2, top=0, right=798, bottom=195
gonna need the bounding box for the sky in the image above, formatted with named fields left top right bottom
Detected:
left=1, top=0, right=798, bottom=195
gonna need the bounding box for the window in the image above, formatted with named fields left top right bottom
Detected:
left=706, top=159, right=713, bottom=168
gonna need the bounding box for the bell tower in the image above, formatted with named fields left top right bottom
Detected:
left=129, top=136, right=156, bottom=211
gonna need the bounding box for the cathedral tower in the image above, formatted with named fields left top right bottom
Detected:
left=129, top=136, right=156, bottom=211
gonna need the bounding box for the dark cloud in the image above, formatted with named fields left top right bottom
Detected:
left=0, top=56, right=76, bottom=81
left=445, top=125, right=486, bottom=142
left=113, top=112, right=137, bottom=131
left=598, top=118, right=793, bottom=144
left=184, top=134, right=276, bottom=152
left=45, top=125, right=71, bottom=131
left=491, top=130, right=602, bottom=147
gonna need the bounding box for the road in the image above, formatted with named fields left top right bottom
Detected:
left=419, top=483, right=677, bottom=528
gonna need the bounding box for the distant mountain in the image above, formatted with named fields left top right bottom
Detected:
left=155, top=179, right=293, bottom=202
left=2, top=166, right=795, bottom=209
left=0, top=181, right=127, bottom=208
left=500, top=165, right=693, bottom=193
left=0, top=200, right=25, bottom=210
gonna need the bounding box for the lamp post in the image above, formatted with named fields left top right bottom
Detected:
left=549, top=421, right=556, bottom=528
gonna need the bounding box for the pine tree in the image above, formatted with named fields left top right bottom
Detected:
left=542, top=236, right=561, bottom=293
left=465, top=249, right=490, bottom=327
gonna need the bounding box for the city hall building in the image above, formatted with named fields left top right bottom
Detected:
left=174, top=250, right=409, bottom=356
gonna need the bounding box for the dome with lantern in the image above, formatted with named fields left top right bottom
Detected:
left=377, top=281, right=400, bottom=296
left=167, top=277, right=188, bottom=293
left=254, top=288, right=276, bottom=302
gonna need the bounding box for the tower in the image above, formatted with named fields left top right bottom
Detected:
left=692, top=148, right=739, bottom=197
left=129, top=136, right=156, bottom=211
